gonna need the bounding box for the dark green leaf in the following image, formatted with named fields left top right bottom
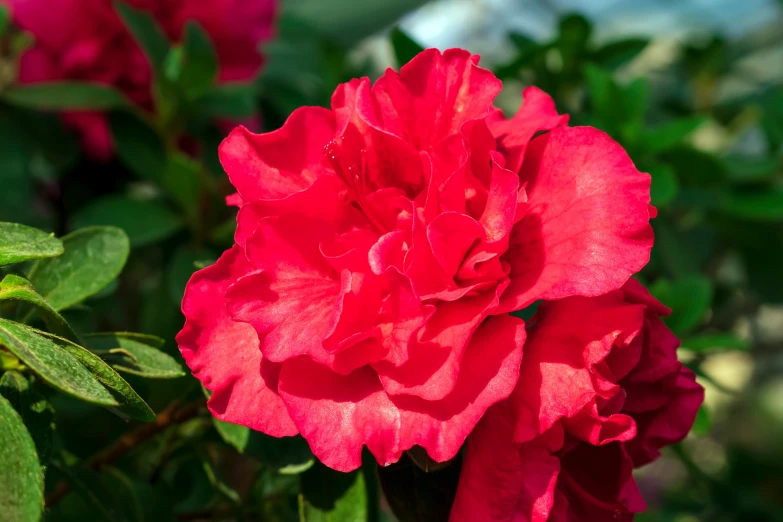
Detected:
left=39, top=330, right=156, bottom=421
left=681, top=334, right=750, bottom=353
left=53, top=464, right=142, bottom=522
left=0, top=5, right=10, bottom=36
left=0, top=318, right=116, bottom=405
left=691, top=404, right=711, bottom=436
left=195, top=83, right=256, bottom=119
left=377, top=452, right=461, bottom=522
left=721, top=190, right=783, bottom=221
left=3, top=82, right=128, bottom=110
left=115, top=1, right=169, bottom=76
left=179, top=22, right=219, bottom=100
left=0, top=274, right=79, bottom=342
left=302, top=465, right=367, bottom=521
left=0, top=371, right=55, bottom=465
left=648, top=164, right=679, bottom=207
left=591, top=38, right=649, bottom=69
left=83, top=333, right=185, bottom=379
left=245, top=432, right=314, bottom=474
left=722, top=155, right=780, bottom=183
left=643, top=116, right=708, bottom=154
left=167, top=246, right=214, bottom=304
left=0, top=222, right=63, bottom=266
left=650, top=276, right=713, bottom=335
left=71, top=196, right=183, bottom=247
left=390, top=27, right=424, bottom=67
left=27, top=226, right=130, bottom=311
left=212, top=419, right=250, bottom=453
left=0, top=394, right=43, bottom=522
left=110, top=111, right=166, bottom=182
left=162, top=154, right=202, bottom=220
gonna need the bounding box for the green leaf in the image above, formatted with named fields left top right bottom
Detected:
left=0, top=394, right=43, bottom=522
left=0, top=222, right=63, bottom=266
left=681, top=334, right=749, bottom=353
left=302, top=465, right=367, bottom=522
left=27, top=226, right=130, bottom=311
left=167, top=246, right=214, bottom=304
left=162, top=154, right=202, bottom=220
left=0, top=371, right=55, bottom=465
left=377, top=452, right=461, bottom=522
left=691, top=404, right=711, bottom=436
left=722, top=155, right=780, bottom=183
left=115, top=1, right=169, bottom=76
left=2, top=82, right=128, bottom=110
left=110, top=111, right=166, bottom=182
left=721, top=190, right=783, bottom=221
left=71, top=196, right=183, bottom=247
left=0, top=5, right=10, bottom=36
left=39, top=330, right=156, bottom=421
left=0, top=274, right=79, bottom=342
left=642, top=116, right=708, bottom=154
left=179, top=22, right=219, bottom=100
left=82, top=333, right=185, bottom=379
left=212, top=419, right=250, bottom=453
left=390, top=27, right=424, bottom=67
left=647, top=164, right=679, bottom=208
left=650, top=276, right=713, bottom=335
left=195, top=83, right=256, bottom=119
left=245, top=432, right=314, bottom=474
left=0, top=318, right=117, bottom=405
left=591, top=38, right=649, bottom=69
left=53, top=465, right=143, bottom=522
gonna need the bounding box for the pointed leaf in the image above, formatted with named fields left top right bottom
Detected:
left=110, top=111, right=166, bottom=183
left=0, top=274, right=79, bottom=342
left=115, top=1, right=169, bottom=76
left=0, top=371, right=55, bottom=465
left=0, top=318, right=116, bottom=405
left=302, top=466, right=367, bottom=522
left=650, top=276, right=713, bottom=335
left=83, top=333, right=185, bottom=379
left=643, top=116, right=708, bottom=154
left=27, top=226, right=130, bottom=311
left=0, top=394, right=43, bottom=522
left=0, top=222, right=63, bottom=266
left=390, top=27, right=424, bottom=67
left=2, top=82, right=128, bottom=110
left=681, top=334, right=749, bottom=353
left=195, top=83, right=256, bottom=119
left=180, top=22, right=219, bottom=100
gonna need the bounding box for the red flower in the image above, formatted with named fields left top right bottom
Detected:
left=5, top=0, right=277, bottom=159
left=178, top=48, right=655, bottom=472
left=450, top=280, right=704, bottom=521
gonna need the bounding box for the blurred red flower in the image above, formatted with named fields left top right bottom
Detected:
left=5, top=0, right=277, bottom=159
left=450, top=280, right=704, bottom=521
left=177, top=48, right=655, bottom=472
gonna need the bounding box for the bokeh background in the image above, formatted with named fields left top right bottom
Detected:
left=1, top=0, right=782, bottom=520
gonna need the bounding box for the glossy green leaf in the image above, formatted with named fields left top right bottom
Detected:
left=0, top=394, right=43, bottom=522
left=0, top=318, right=116, bottom=405
left=195, top=83, right=256, bottom=119
left=38, top=330, right=156, bottom=421
left=0, top=371, right=55, bottom=465
left=302, top=466, right=367, bottom=522
left=650, top=276, right=713, bottom=335
left=115, top=1, right=169, bottom=76
left=681, top=334, right=750, bottom=353
left=722, top=190, right=783, bottom=221
left=0, top=222, right=63, bottom=266
left=180, top=22, right=219, bottom=100
left=643, top=116, right=708, bottom=154
left=3, top=82, right=128, bottom=110
left=390, top=27, right=424, bottom=67
left=83, top=333, right=185, bottom=379
left=0, top=274, right=79, bottom=342
left=648, top=164, right=679, bottom=207
left=110, top=111, right=166, bottom=182
left=27, top=226, right=130, bottom=311
left=71, top=196, right=183, bottom=247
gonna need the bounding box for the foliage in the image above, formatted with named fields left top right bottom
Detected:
left=0, top=0, right=781, bottom=521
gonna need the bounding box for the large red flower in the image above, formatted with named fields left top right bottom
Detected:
left=5, top=0, right=277, bottom=159
left=450, top=280, right=704, bottom=521
left=178, top=48, right=655, bottom=472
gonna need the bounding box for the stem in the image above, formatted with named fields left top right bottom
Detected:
left=45, top=399, right=203, bottom=507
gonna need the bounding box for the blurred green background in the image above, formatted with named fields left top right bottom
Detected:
left=1, top=0, right=782, bottom=520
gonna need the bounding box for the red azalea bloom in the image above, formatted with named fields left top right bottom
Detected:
left=450, top=279, right=704, bottom=521
left=178, top=48, right=655, bottom=472
left=5, top=0, right=277, bottom=159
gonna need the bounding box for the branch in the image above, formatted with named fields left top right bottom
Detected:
left=46, top=399, right=204, bottom=507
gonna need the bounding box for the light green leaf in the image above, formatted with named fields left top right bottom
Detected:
left=0, top=394, right=43, bottom=522
left=195, top=83, right=256, bottom=119
left=0, top=318, right=117, bottom=405
left=650, top=276, right=713, bottom=335
left=3, top=82, right=128, bottom=110
left=27, top=227, right=130, bottom=311
left=0, top=371, right=55, bottom=465
left=642, top=116, right=708, bottom=154
left=83, top=333, right=185, bottom=379
left=115, top=1, right=169, bottom=76
left=213, top=419, right=250, bottom=453
left=38, top=330, right=156, bottom=422
left=681, top=334, right=749, bottom=353
left=0, top=222, right=63, bottom=266
left=0, top=274, right=79, bottom=342
left=71, top=196, right=183, bottom=247
left=302, top=465, right=367, bottom=522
